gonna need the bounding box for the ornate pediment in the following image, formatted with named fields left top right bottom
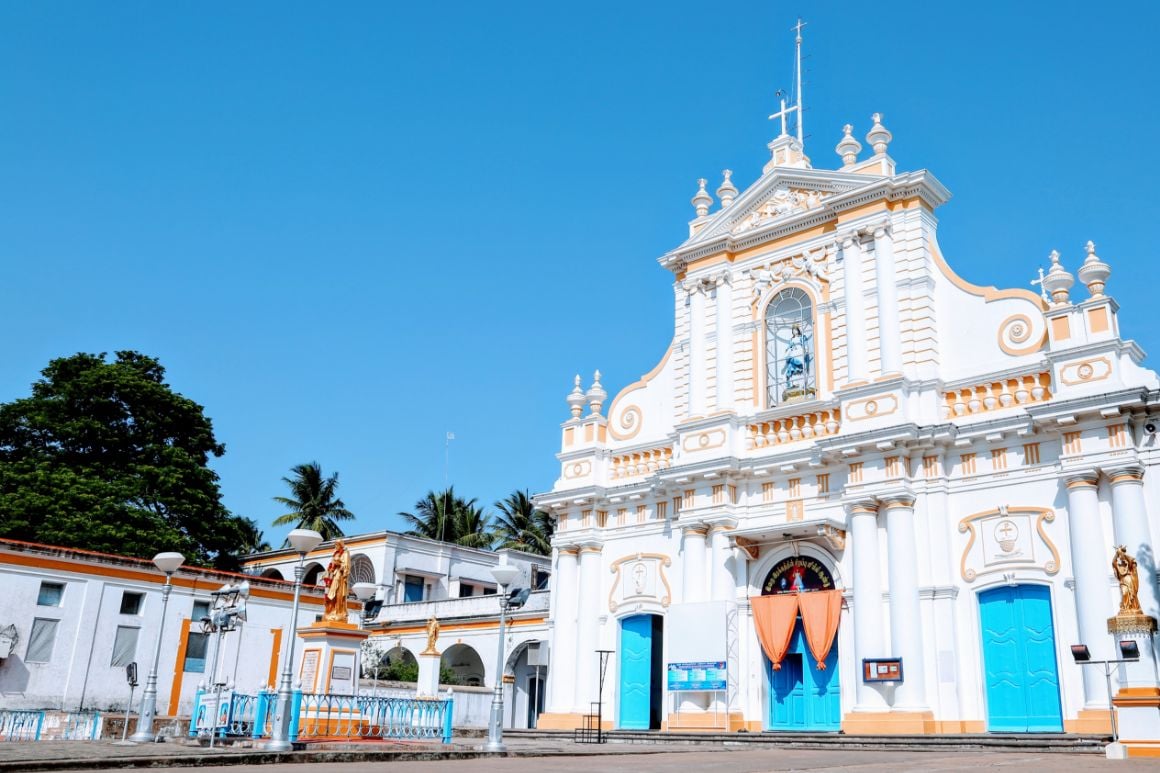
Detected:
left=730, top=185, right=831, bottom=235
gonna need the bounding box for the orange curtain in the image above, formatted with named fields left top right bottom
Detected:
left=750, top=594, right=800, bottom=670
left=798, top=590, right=842, bottom=670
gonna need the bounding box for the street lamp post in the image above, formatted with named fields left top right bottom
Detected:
left=484, top=563, right=520, bottom=753
left=265, top=529, right=323, bottom=752
left=129, top=551, right=185, bottom=743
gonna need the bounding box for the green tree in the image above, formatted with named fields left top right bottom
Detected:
left=0, top=351, right=250, bottom=568
left=272, top=462, right=355, bottom=542
left=399, top=487, right=493, bottom=548
left=237, top=517, right=273, bottom=554
left=492, top=489, right=554, bottom=556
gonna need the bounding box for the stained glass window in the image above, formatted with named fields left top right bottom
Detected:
left=765, top=288, right=816, bottom=406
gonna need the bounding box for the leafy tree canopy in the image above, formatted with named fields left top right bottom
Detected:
left=399, top=486, right=493, bottom=549
left=0, top=351, right=255, bottom=569
left=272, top=461, right=355, bottom=542
left=492, top=489, right=554, bottom=556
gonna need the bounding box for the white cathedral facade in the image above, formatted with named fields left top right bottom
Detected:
left=534, top=98, right=1160, bottom=744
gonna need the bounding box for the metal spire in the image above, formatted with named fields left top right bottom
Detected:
left=793, top=18, right=806, bottom=146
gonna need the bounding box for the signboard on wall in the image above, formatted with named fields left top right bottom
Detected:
left=862, top=658, right=903, bottom=683
left=299, top=650, right=320, bottom=692
left=666, top=662, right=727, bottom=692
left=761, top=556, right=835, bottom=595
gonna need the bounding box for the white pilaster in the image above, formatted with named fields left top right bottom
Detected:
left=849, top=500, right=889, bottom=711
left=574, top=544, right=603, bottom=712
left=714, top=275, right=734, bottom=411
left=841, top=235, right=869, bottom=383
left=547, top=546, right=579, bottom=713
left=872, top=223, right=902, bottom=375
left=688, top=284, right=707, bottom=417
left=682, top=524, right=709, bottom=604
left=883, top=496, right=928, bottom=710
left=709, top=525, right=734, bottom=602
left=1065, top=472, right=1113, bottom=708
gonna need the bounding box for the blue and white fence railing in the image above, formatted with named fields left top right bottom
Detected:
left=0, top=711, right=43, bottom=742
left=295, top=692, right=453, bottom=743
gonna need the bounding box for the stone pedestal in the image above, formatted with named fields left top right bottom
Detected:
left=416, top=651, right=442, bottom=698
left=297, top=622, right=370, bottom=696
left=1108, top=614, right=1160, bottom=759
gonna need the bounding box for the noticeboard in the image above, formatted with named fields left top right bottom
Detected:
left=666, top=661, right=727, bottom=692
left=862, top=658, right=904, bottom=683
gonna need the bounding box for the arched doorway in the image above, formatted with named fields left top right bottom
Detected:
left=441, top=643, right=485, bottom=686
left=761, top=556, right=840, bottom=732
left=504, top=640, right=548, bottom=729
left=978, top=584, right=1063, bottom=732
left=302, top=562, right=325, bottom=587
left=260, top=567, right=284, bottom=581
left=618, top=614, right=663, bottom=729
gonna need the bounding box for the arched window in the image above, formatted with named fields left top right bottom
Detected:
left=765, top=288, right=816, bottom=407
left=351, top=554, right=375, bottom=585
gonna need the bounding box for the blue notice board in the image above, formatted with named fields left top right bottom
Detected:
left=667, top=661, right=727, bottom=692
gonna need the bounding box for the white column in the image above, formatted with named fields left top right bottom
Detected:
left=682, top=525, right=709, bottom=604
left=841, top=235, right=869, bottom=383
left=575, top=544, right=603, bottom=712
left=1107, top=466, right=1160, bottom=691
left=872, top=223, right=902, bottom=375
left=1065, top=472, right=1113, bottom=708
left=714, top=275, right=734, bottom=411
left=849, top=500, right=889, bottom=711
left=709, top=525, right=735, bottom=602
left=688, top=284, right=707, bottom=417
left=547, top=546, right=579, bottom=713
left=883, top=496, right=928, bottom=710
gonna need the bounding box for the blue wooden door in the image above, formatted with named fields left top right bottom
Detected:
left=979, top=585, right=1063, bottom=732
left=769, top=621, right=840, bottom=731
left=619, top=615, right=653, bottom=729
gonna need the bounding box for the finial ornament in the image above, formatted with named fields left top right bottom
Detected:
left=716, top=170, right=738, bottom=208
left=586, top=370, right=607, bottom=417
left=567, top=374, right=586, bottom=419
left=836, top=123, right=862, bottom=166
left=691, top=178, right=712, bottom=217
left=1077, top=240, right=1111, bottom=298
left=866, top=113, right=892, bottom=155
left=1041, top=249, right=1074, bottom=305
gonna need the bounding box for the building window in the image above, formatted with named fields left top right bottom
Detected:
left=37, top=582, right=64, bottom=607
left=656, top=501, right=668, bottom=520
left=765, top=288, right=815, bottom=406
left=1023, top=442, right=1041, bottom=465
left=120, top=592, right=144, bottom=615
left=26, top=618, right=59, bottom=663
left=961, top=453, right=977, bottom=475
left=403, top=575, right=425, bottom=603
left=111, top=626, right=139, bottom=668
left=458, top=584, right=475, bottom=598
left=184, top=601, right=210, bottom=673
left=816, top=474, right=830, bottom=495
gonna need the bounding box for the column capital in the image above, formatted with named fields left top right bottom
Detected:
left=556, top=545, right=581, bottom=557
left=843, top=498, right=879, bottom=516
left=1105, top=464, right=1145, bottom=486
left=577, top=543, right=603, bottom=556
left=1065, top=469, right=1100, bottom=489
left=706, top=517, right=738, bottom=534
left=681, top=522, right=710, bottom=537
left=880, top=494, right=916, bottom=511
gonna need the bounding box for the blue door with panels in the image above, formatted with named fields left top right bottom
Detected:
left=619, top=614, right=658, bottom=729
left=978, top=584, right=1064, bottom=732
left=768, top=620, right=840, bottom=731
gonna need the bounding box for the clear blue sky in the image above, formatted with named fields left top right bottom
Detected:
left=2, top=2, right=1158, bottom=547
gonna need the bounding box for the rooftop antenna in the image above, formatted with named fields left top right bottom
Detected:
left=792, top=17, right=806, bottom=146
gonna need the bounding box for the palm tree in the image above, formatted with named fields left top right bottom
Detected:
left=399, top=487, right=493, bottom=548
left=273, top=462, right=355, bottom=541
left=492, top=490, right=553, bottom=556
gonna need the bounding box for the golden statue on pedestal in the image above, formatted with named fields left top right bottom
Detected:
left=421, top=616, right=440, bottom=655
left=1113, top=545, right=1143, bottom=615
left=322, top=539, right=351, bottom=622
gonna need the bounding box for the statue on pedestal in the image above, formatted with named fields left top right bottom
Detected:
left=422, top=616, right=440, bottom=655
left=1113, top=545, right=1143, bottom=615
left=322, top=540, right=351, bottom=622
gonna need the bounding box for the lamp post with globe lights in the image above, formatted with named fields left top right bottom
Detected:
left=128, top=551, right=185, bottom=743
left=264, top=528, right=323, bottom=752
left=484, top=563, right=521, bottom=753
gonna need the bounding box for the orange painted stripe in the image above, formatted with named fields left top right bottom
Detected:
left=167, top=617, right=192, bottom=717
left=267, top=628, right=283, bottom=688
left=1, top=551, right=329, bottom=607
left=374, top=617, right=547, bottom=636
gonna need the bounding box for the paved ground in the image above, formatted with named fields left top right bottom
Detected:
left=85, top=749, right=1159, bottom=773
left=1, top=739, right=1155, bottom=772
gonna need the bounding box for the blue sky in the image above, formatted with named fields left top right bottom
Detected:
left=2, top=2, right=1158, bottom=547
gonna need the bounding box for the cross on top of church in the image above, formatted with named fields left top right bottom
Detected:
left=1031, top=266, right=1049, bottom=301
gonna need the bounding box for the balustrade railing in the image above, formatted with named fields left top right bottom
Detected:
left=0, top=711, right=43, bottom=742
left=188, top=688, right=452, bottom=744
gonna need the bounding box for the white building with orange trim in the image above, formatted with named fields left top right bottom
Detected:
left=0, top=538, right=324, bottom=715
left=534, top=91, right=1160, bottom=752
